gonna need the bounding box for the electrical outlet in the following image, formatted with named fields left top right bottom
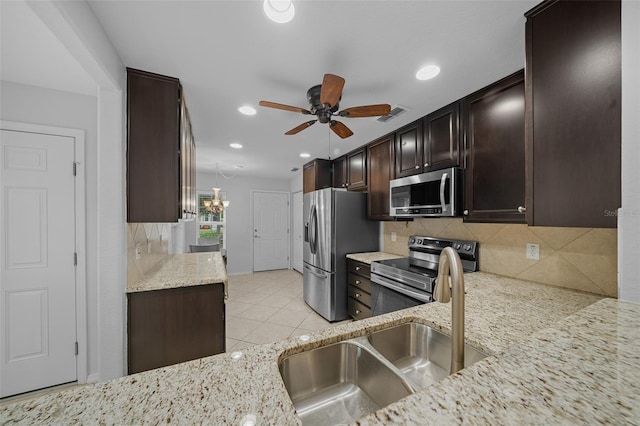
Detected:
left=526, top=243, right=540, bottom=260
left=391, top=232, right=397, bottom=242
left=135, top=243, right=141, bottom=260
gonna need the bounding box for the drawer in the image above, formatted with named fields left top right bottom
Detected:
left=348, top=284, right=371, bottom=307
left=347, top=260, right=370, bottom=277
left=348, top=297, right=372, bottom=320
left=348, top=273, right=372, bottom=293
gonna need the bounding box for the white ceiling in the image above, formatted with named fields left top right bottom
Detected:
left=3, top=0, right=539, bottom=180
left=0, top=1, right=97, bottom=97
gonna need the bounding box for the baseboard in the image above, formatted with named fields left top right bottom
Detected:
left=86, top=373, right=100, bottom=384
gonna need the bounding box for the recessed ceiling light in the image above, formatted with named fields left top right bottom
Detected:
left=230, top=143, right=243, bottom=149
left=300, top=153, right=310, bottom=158
left=238, top=105, right=256, bottom=115
left=416, top=65, right=441, bottom=81
left=263, top=0, right=295, bottom=24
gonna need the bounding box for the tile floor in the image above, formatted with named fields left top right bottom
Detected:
left=225, top=269, right=351, bottom=351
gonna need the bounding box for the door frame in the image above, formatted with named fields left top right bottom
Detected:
left=0, top=120, right=87, bottom=386
left=291, top=190, right=303, bottom=273
left=251, top=190, right=291, bottom=271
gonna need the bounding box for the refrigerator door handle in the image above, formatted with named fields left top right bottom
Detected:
left=304, top=264, right=327, bottom=279
left=310, top=205, right=318, bottom=255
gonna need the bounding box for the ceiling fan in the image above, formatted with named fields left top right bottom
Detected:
left=259, top=74, right=391, bottom=139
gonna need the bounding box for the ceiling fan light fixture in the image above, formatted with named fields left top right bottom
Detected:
left=263, top=0, right=295, bottom=24
left=238, top=105, right=256, bottom=115
left=416, top=65, right=441, bottom=81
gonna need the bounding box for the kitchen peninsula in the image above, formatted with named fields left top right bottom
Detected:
left=2, top=272, right=638, bottom=424
left=127, top=252, right=227, bottom=374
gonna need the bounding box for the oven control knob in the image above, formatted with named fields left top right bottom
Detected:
left=409, top=237, right=415, bottom=244
left=454, top=243, right=462, bottom=250
left=463, top=244, right=472, bottom=251
left=416, top=239, right=422, bottom=245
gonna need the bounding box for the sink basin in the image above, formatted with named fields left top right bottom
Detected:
left=367, top=323, right=488, bottom=390
left=278, top=341, right=413, bottom=425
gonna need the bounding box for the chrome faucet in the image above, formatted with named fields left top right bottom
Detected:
left=433, top=246, right=465, bottom=374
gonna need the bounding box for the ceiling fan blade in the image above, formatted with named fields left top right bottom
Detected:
left=285, top=120, right=317, bottom=135
left=338, top=104, right=392, bottom=118
left=259, top=100, right=311, bottom=115
left=329, top=120, right=353, bottom=139
left=320, top=74, right=345, bottom=108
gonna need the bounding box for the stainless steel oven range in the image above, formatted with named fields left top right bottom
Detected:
left=370, top=236, right=479, bottom=316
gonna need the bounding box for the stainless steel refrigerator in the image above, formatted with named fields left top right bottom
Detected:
left=303, top=188, right=379, bottom=321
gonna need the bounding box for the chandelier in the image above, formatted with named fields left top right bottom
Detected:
left=203, top=163, right=233, bottom=213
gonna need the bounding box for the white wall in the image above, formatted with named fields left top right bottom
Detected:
left=0, top=80, right=100, bottom=378
left=619, top=0, right=640, bottom=303
left=197, top=172, right=291, bottom=275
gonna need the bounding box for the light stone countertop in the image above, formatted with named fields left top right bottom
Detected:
left=346, top=251, right=405, bottom=265
left=3, top=272, right=638, bottom=425
left=126, top=252, right=227, bottom=294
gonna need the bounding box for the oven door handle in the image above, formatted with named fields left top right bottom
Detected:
left=440, top=172, right=448, bottom=213
left=371, top=274, right=433, bottom=303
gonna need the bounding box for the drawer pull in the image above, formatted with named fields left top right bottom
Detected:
left=355, top=309, right=361, bottom=315
left=355, top=293, right=361, bottom=298
left=355, top=266, right=361, bottom=271
left=355, top=280, right=361, bottom=284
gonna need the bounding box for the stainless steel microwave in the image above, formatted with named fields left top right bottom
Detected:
left=390, top=167, right=463, bottom=217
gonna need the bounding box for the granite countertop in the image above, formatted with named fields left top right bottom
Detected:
left=126, top=252, right=227, bottom=294
left=346, top=251, right=405, bottom=265
left=3, top=273, right=639, bottom=425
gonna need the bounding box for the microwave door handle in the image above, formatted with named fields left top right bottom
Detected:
left=440, top=172, right=448, bottom=213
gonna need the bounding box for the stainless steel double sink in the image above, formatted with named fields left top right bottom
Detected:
left=278, top=322, right=488, bottom=425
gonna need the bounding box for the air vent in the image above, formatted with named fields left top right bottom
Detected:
left=377, top=104, right=408, bottom=123
left=290, top=167, right=299, bottom=172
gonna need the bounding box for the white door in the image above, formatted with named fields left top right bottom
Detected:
left=0, top=129, right=77, bottom=397
left=253, top=191, right=289, bottom=272
left=292, top=191, right=303, bottom=273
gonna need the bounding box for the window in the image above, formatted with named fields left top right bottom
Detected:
left=197, top=192, right=226, bottom=248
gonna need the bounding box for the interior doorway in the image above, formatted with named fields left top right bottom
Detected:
left=252, top=191, right=290, bottom=272
left=0, top=121, right=86, bottom=398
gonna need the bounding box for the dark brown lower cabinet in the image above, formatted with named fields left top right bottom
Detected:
left=127, top=283, right=225, bottom=374
left=347, top=259, right=372, bottom=320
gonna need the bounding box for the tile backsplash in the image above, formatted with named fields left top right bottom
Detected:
left=127, top=223, right=170, bottom=286
left=383, top=219, right=617, bottom=297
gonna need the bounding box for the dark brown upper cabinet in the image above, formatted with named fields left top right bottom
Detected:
left=332, top=155, right=347, bottom=189
left=127, top=68, right=195, bottom=223
left=463, top=70, right=526, bottom=223
left=303, top=159, right=332, bottom=194
left=423, top=101, right=460, bottom=172
left=332, top=149, right=367, bottom=191
left=346, top=148, right=367, bottom=191
left=525, top=0, right=621, bottom=228
left=394, top=120, right=423, bottom=178
left=367, top=134, right=395, bottom=220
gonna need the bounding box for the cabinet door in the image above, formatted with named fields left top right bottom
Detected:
left=525, top=0, right=620, bottom=228
left=303, top=159, right=332, bottom=194
left=367, top=135, right=395, bottom=220
left=347, top=149, right=367, bottom=190
left=394, top=120, right=423, bottom=178
left=464, top=71, right=525, bottom=223
left=424, top=102, right=460, bottom=171
left=127, top=69, right=181, bottom=222
left=332, top=156, right=347, bottom=188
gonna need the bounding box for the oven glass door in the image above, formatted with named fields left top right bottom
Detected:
left=370, top=279, right=431, bottom=316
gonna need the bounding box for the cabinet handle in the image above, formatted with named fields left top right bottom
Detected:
left=355, top=293, right=361, bottom=298
left=355, top=266, right=361, bottom=271
left=424, top=163, right=429, bottom=167
left=517, top=206, right=527, bottom=213
left=463, top=210, right=469, bottom=216
left=355, top=280, right=361, bottom=284
left=355, top=309, right=361, bottom=315
left=345, top=183, right=349, bottom=187
left=415, top=165, right=420, bottom=169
